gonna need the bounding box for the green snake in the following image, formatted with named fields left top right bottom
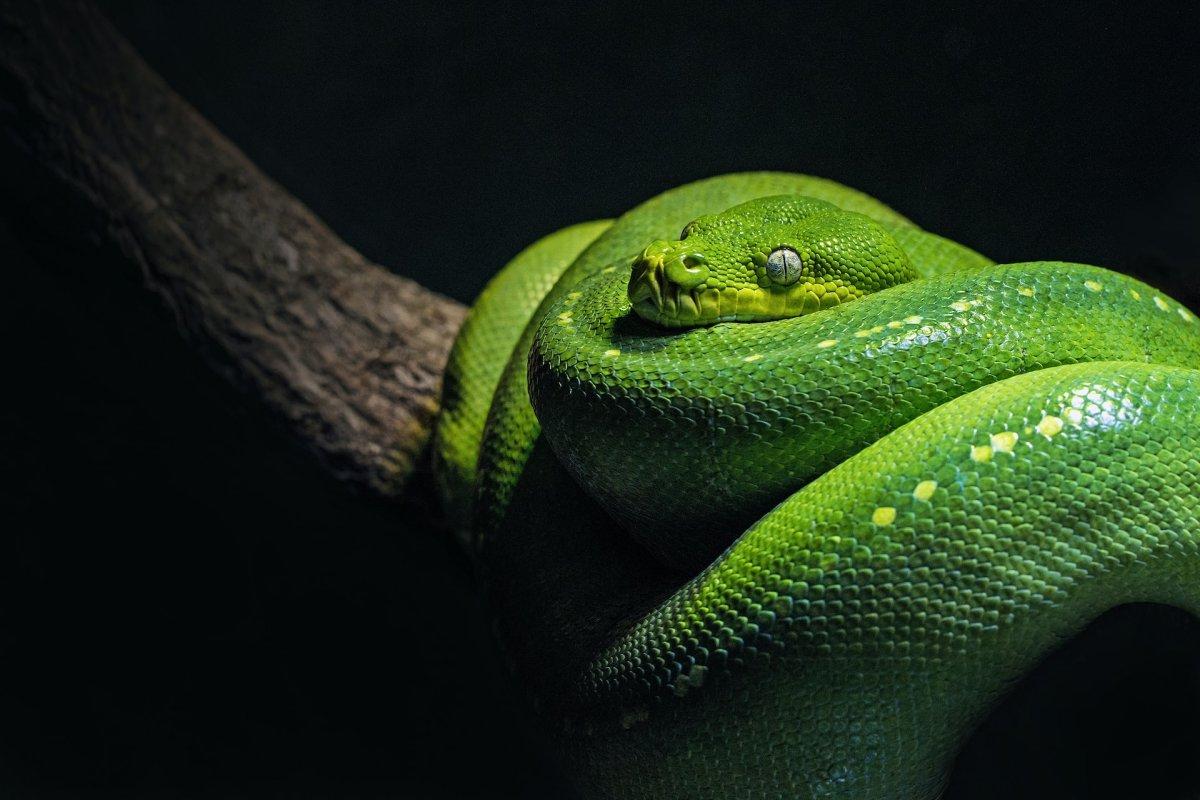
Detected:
left=433, top=173, right=1200, bottom=798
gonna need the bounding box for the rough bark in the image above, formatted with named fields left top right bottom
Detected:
left=0, top=0, right=466, bottom=498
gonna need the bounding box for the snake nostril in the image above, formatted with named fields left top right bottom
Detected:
left=665, top=253, right=709, bottom=289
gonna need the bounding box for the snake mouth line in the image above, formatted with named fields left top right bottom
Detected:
left=630, top=282, right=715, bottom=327
left=629, top=272, right=844, bottom=327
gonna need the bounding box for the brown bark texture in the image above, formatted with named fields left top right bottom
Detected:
left=0, top=0, right=466, bottom=498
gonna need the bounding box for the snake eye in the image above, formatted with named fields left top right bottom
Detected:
left=680, top=222, right=695, bottom=240
left=766, top=247, right=803, bottom=285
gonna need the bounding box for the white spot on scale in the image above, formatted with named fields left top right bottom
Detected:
left=913, top=480, right=937, bottom=502
left=990, top=431, right=1019, bottom=453
left=1036, top=415, right=1064, bottom=438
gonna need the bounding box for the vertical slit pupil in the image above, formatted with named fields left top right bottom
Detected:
left=768, top=248, right=802, bottom=285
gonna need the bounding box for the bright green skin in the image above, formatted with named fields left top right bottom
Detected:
left=628, top=195, right=915, bottom=327
left=434, top=173, right=1200, bottom=798
left=434, top=219, right=611, bottom=541
left=467, top=173, right=964, bottom=545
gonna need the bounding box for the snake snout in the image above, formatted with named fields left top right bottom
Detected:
left=629, top=242, right=710, bottom=319
left=629, top=248, right=667, bottom=310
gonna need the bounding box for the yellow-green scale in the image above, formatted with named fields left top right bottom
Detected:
left=530, top=263, right=1200, bottom=571
left=434, top=172, right=1200, bottom=800
left=568, top=362, right=1200, bottom=799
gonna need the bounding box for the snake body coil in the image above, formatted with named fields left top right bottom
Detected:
left=434, top=173, right=1200, bottom=798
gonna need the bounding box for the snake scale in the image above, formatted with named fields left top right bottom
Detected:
left=433, top=173, right=1200, bottom=798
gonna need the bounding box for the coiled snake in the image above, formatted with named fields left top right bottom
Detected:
left=434, top=173, right=1200, bottom=798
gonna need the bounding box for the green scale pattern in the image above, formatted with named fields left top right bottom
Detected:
left=530, top=263, right=1200, bottom=572
left=433, top=172, right=1200, bottom=799
left=568, top=363, right=1200, bottom=798
left=434, top=219, right=611, bottom=540
left=470, top=173, right=931, bottom=547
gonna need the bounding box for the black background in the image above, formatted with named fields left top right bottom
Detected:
left=5, top=2, right=1200, bottom=798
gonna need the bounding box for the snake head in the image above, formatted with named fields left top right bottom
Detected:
left=627, top=195, right=916, bottom=327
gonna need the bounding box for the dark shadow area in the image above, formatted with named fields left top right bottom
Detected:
left=0, top=220, right=575, bottom=797
left=945, top=603, right=1200, bottom=800
left=95, top=1, right=1200, bottom=312
left=480, top=436, right=680, bottom=703
left=5, top=2, right=1200, bottom=798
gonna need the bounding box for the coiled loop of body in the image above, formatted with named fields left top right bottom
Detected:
left=435, top=173, right=1200, bottom=799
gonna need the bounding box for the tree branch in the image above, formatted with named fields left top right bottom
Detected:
left=0, top=0, right=465, bottom=498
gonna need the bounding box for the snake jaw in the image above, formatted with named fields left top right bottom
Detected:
left=629, top=256, right=665, bottom=311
